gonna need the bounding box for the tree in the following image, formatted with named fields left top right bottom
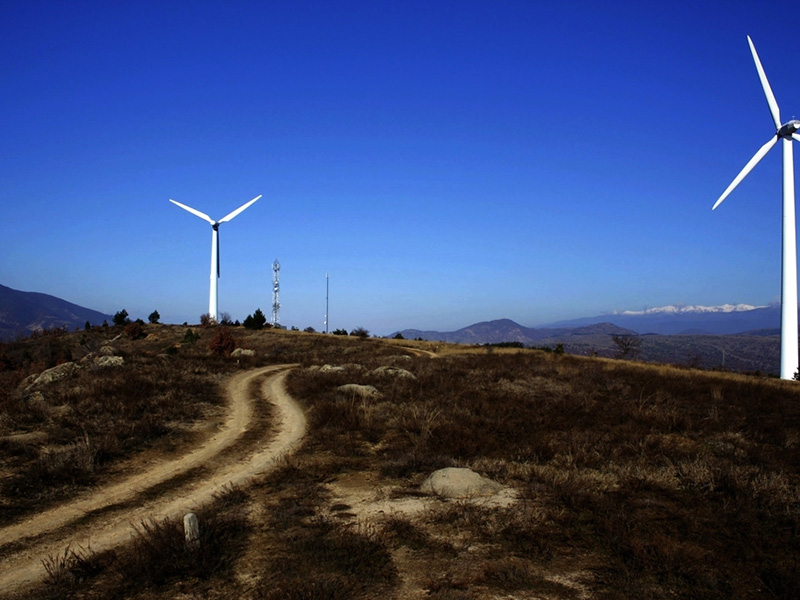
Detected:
left=243, top=308, right=267, bottom=330
left=113, top=309, right=130, bottom=326
left=611, top=334, right=641, bottom=360
left=219, top=312, right=233, bottom=326
left=148, top=310, right=161, bottom=324
left=350, top=326, right=369, bottom=339
left=393, top=332, right=404, bottom=340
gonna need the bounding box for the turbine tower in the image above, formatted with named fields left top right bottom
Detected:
left=272, top=259, right=281, bottom=327
left=713, top=36, right=800, bottom=380
left=169, top=195, right=261, bottom=323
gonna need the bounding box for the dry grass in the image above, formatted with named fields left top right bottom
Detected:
left=3, top=328, right=800, bottom=598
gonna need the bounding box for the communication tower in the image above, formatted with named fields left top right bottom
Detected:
left=271, top=259, right=280, bottom=327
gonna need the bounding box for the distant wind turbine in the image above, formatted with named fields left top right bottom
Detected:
left=169, top=195, right=262, bottom=323
left=713, top=36, right=800, bottom=380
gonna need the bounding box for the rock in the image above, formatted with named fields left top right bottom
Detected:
left=94, top=355, right=124, bottom=368
left=98, top=346, right=118, bottom=356
left=386, top=354, right=413, bottom=362
left=320, top=364, right=346, bottom=373
left=30, top=362, right=80, bottom=388
left=420, top=467, right=505, bottom=498
left=372, top=366, right=416, bottom=380
left=232, top=348, right=256, bottom=357
left=337, top=384, right=381, bottom=399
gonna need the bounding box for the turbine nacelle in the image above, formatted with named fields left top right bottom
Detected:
left=778, top=120, right=800, bottom=139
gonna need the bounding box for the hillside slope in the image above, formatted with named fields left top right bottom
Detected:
left=0, top=284, right=111, bottom=340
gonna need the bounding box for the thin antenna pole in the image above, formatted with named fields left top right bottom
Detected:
left=324, top=273, right=329, bottom=334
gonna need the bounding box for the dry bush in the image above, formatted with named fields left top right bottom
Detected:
left=254, top=517, right=396, bottom=600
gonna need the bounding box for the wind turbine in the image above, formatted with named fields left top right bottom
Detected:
left=713, top=36, right=800, bottom=380
left=169, top=195, right=262, bottom=323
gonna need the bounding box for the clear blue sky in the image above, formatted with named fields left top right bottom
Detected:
left=2, top=1, right=798, bottom=334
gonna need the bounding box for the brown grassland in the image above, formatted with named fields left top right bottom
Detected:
left=0, top=324, right=799, bottom=599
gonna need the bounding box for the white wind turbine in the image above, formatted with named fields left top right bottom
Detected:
left=713, top=36, right=800, bottom=380
left=169, top=195, right=262, bottom=323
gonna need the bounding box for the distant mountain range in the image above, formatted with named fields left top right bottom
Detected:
left=0, top=284, right=112, bottom=340
left=541, top=303, right=780, bottom=335
left=394, top=319, right=638, bottom=346
left=392, top=306, right=783, bottom=374
left=393, top=304, right=780, bottom=344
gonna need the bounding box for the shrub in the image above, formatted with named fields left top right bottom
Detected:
left=148, top=310, right=160, bottom=324
left=351, top=327, right=369, bottom=339
left=332, top=328, right=348, bottom=336
left=124, top=321, right=145, bottom=340
left=304, top=326, right=316, bottom=333
left=200, top=313, right=216, bottom=328
left=113, top=309, right=130, bottom=326
left=209, top=328, right=236, bottom=357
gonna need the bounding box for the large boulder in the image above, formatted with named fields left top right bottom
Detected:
left=420, top=467, right=505, bottom=498
left=29, top=362, right=80, bottom=388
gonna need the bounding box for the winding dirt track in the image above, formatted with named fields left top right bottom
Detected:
left=0, top=364, right=305, bottom=595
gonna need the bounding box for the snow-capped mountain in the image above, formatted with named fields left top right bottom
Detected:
left=616, top=304, right=767, bottom=316
left=544, top=303, right=779, bottom=335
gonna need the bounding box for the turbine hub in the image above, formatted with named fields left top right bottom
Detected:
left=778, top=120, right=800, bottom=138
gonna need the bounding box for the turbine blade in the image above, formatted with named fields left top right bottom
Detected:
left=713, top=135, right=778, bottom=210
left=218, top=194, right=262, bottom=223
left=747, top=36, right=781, bottom=130
left=793, top=133, right=800, bottom=143
left=169, top=199, right=215, bottom=224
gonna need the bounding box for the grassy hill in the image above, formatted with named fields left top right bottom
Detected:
left=1, top=326, right=799, bottom=599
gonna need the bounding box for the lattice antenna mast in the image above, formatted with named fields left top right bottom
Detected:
left=271, top=259, right=280, bottom=327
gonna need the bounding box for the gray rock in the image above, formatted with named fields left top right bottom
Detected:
left=98, top=346, right=117, bottom=356
left=372, top=365, right=416, bottom=380
left=31, top=362, right=80, bottom=387
left=94, top=355, right=124, bottom=368
left=420, top=467, right=505, bottom=498
left=336, top=384, right=381, bottom=399
left=320, top=364, right=346, bottom=373
left=232, top=348, right=256, bottom=357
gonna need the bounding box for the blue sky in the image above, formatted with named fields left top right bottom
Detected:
left=2, top=1, right=799, bottom=334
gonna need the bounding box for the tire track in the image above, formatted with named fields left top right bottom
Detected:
left=0, top=364, right=305, bottom=595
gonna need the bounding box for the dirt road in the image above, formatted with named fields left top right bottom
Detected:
left=0, top=364, right=305, bottom=595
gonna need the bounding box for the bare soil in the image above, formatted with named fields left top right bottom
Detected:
left=0, top=364, right=305, bottom=596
